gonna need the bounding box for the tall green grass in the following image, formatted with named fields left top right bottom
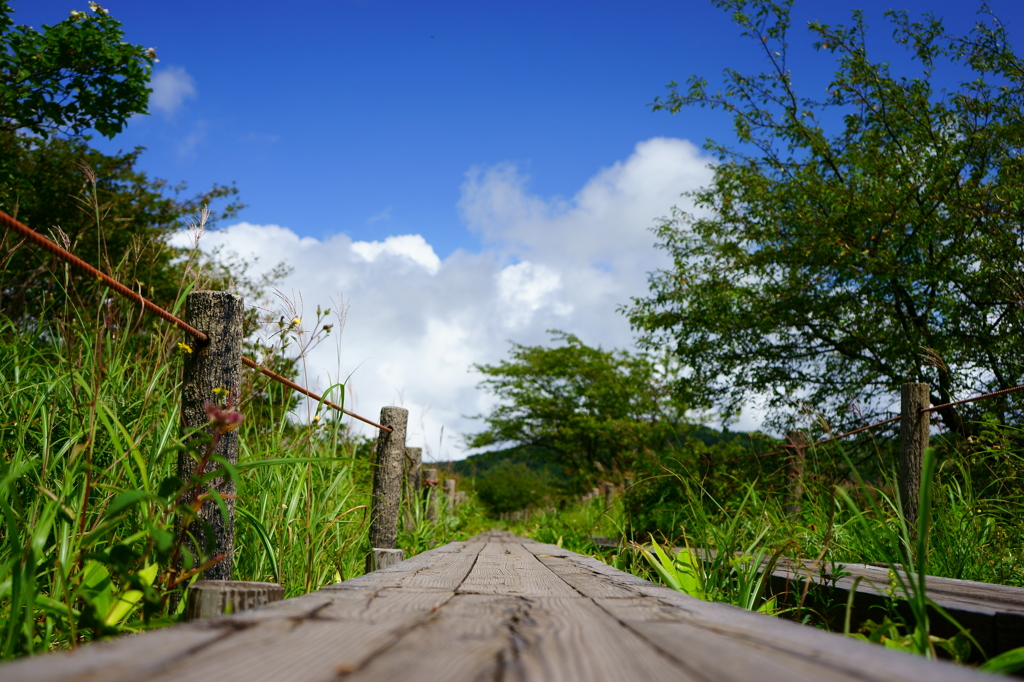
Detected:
left=0, top=265, right=486, bottom=659
left=505, top=436, right=1024, bottom=670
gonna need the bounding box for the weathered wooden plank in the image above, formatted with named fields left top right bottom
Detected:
left=0, top=530, right=995, bottom=682
left=506, top=596, right=697, bottom=681
left=530, top=555, right=641, bottom=599
left=0, top=624, right=236, bottom=682
left=596, top=594, right=982, bottom=682
left=324, top=541, right=484, bottom=592
left=566, top=537, right=1024, bottom=660
left=771, top=557, right=1024, bottom=657
left=457, top=540, right=578, bottom=597
left=346, top=593, right=695, bottom=682
left=143, top=588, right=452, bottom=682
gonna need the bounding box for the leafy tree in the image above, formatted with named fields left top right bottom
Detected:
left=0, top=2, right=239, bottom=319
left=474, top=461, right=552, bottom=514
left=468, top=332, right=686, bottom=482
left=628, top=0, right=1024, bottom=437
left=0, top=1, right=154, bottom=138
left=0, top=131, right=241, bottom=320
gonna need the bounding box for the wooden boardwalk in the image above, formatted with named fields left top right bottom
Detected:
left=771, top=556, right=1024, bottom=659
left=0, top=530, right=989, bottom=681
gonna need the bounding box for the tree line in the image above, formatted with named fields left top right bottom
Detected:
left=469, top=0, right=1024, bottom=507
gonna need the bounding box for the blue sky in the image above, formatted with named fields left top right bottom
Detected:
left=17, top=0, right=1019, bottom=254
left=13, top=0, right=1024, bottom=456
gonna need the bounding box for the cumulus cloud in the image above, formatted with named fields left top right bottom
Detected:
left=182, top=138, right=728, bottom=459
left=351, top=235, right=441, bottom=275
left=149, top=66, right=197, bottom=116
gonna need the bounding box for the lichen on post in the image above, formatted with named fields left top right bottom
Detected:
left=899, top=382, right=931, bottom=526
left=368, top=406, right=409, bottom=561
left=179, top=291, right=244, bottom=581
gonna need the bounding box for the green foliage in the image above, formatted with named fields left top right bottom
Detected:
left=0, top=251, right=483, bottom=658
left=629, top=0, right=1024, bottom=436
left=474, top=461, right=552, bottom=514
left=623, top=433, right=770, bottom=538
left=469, top=331, right=687, bottom=482
left=0, top=1, right=153, bottom=138
left=0, top=131, right=242, bottom=321
left=0, top=301, right=244, bottom=655
left=979, top=646, right=1024, bottom=675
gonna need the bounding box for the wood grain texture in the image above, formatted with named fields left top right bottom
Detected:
left=368, top=406, right=408, bottom=550
left=179, top=290, right=244, bottom=581
left=0, top=529, right=994, bottom=682
left=346, top=593, right=693, bottom=682
left=596, top=595, right=981, bottom=682
left=144, top=588, right=452, bottom=682
left=0, top=624, right=235, bottom=682
left=325, top=541, right=483, bottom=591
left=899, top=381, right=930, bottom=525
left=184, top=580, right=283, bottom=621
left=457, top=539, right=578, bottom=598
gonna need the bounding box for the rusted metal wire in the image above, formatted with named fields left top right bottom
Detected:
left=921, top=383, right=1024, bottom=414
left=718, top=381, right=1024, bottom=466
left=1, top=210, right=391, bottom=432
left=733, top=415, right=904, bottom=463
left=1, top=210, right=209, bottom=341
left=730, top=382, right=1024, bottom=465
left=241, top=357, right=390, bottom=431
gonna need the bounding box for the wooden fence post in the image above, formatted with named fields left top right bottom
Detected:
left=604, top=482, right=614, bottom=510
left=180, top=291, right=244, bottom=581
left=899, top=382, right=930, bottom=526
left=785, top=430, right=808, bottom=518
left=367, top=407, right=408, bottom=571
left=185, top=580, right=283, bottom=621
left=443, top=479, right=456, bottom=513
left=423, top=468, right=438, bottom=522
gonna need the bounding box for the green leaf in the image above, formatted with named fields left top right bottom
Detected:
left=980, top=647, right=1024, bottom=675
left=104, top=563, right=158, bottom=627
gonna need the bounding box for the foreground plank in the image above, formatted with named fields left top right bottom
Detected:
left=0, top=531, right=989, bottom=681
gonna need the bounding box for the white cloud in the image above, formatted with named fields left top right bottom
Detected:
left=496, top=261, right=567, bottom=329
left=351, top=235, right=441, bottom=275
left=149, top=66, right=197, bottom=116
left=183, top=138, right=719, bottom=459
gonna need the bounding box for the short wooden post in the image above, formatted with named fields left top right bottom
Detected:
left=785, top=430, right=808, bottom=518
left=604, top=482, right=615, bottom=509
left=179, top=291, right=244, bottom=581
left=899, top=382, right=930, bottom=526
left=443, top=478, right=456, bottom=512
left=367, top=406, right=408, bottom=572
left=454, top=491, right=466, bottom=505
left=185, top=580, right=283, bottom=621
left=590, top=487, right=600, bottom=501
left=367, top=548, right=405, bottom=572
left=423, top=468, right=438, bottom=521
